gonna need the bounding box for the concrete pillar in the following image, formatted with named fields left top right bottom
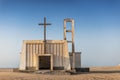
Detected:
left=64, top=18, right=75, bottom=70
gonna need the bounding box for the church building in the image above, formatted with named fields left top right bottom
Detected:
left=19, top=18, right=81, bottom=71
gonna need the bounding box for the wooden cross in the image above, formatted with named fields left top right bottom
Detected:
left=38, top=17, right=51, bottom=53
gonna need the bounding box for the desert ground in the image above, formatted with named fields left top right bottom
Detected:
left=0, top=66, right=120, bottom=80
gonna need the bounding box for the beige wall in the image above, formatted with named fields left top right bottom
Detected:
left=19, top=40, right=71, bottom=70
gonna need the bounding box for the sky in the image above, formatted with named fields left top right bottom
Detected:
left=0, top=0, right=120, bottom=68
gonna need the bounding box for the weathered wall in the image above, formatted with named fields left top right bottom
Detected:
left=69, top=52, right=81, bottom=68
left=19, top=40, right=71, bottom=70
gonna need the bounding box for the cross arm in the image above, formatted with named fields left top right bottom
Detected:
left=38, top=23, right=51, bottom=25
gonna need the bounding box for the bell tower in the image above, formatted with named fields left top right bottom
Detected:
left=64, top=18, right=75, bottom=70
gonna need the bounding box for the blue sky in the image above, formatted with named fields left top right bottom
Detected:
left=0, top=0, right=120, bottom=68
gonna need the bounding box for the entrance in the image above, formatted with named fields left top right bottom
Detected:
left=39, top=56, right=51, bottom=69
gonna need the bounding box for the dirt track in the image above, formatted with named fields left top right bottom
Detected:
left=0, top=66, right=120, bottom=80
left=0, top=72, right=120, bottom=80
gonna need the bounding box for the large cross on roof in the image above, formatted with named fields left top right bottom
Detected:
left=38, top=17, right=51, bottom=53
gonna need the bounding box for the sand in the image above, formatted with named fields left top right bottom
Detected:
left=0, top=66, right=120, bottom=80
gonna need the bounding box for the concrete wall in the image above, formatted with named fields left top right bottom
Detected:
left=69, top=52, right=81, bottom=68
left=19, top=40, right=71, bottom=70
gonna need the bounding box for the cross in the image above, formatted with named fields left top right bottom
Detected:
left=38, top=17, right=51, bottom=54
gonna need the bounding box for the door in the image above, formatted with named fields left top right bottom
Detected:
left=39, top=56, right=51, bottom=69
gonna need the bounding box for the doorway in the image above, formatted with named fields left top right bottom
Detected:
left=39, top=56, right=51, bottom=70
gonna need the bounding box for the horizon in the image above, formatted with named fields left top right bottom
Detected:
left=0, top=0, right=120, bottom=68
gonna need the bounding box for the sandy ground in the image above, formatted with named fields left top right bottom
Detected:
left=0, top=66, right=120, bottom=80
